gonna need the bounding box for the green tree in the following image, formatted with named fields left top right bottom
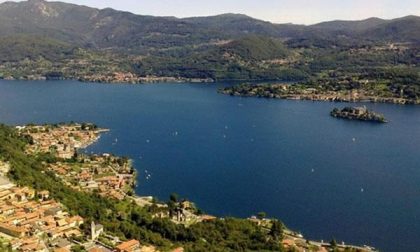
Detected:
left=257, top=212, right=267, bottom=220
left=169, top=193, right=179, bottom=203
left=269, top=220, right=284, bottom=241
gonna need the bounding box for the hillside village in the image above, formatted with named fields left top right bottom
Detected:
left=0, top=178, right=151, bottom=252
left=47, top=154, right=135, bottom=200
left=19, top=123, right=105, bottom=159
left=0, top=151, right=153, bottom=252
left=0, top=125, right=154, bottom=251
left=9, top=124, right=212, bottom=251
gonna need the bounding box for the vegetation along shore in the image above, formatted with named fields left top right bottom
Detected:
left=0, top=122, right=377, bottom=251
left=220, top=79, right=420, bottom=105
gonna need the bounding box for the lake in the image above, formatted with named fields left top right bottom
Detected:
left=0, top=80, right=419, bottom=251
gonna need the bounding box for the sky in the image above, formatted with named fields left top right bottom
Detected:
left=2, top=0, right=420, bottom=24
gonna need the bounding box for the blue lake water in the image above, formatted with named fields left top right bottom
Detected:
left=0, top=80, right=419, bottom=251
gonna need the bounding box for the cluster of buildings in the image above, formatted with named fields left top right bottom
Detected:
left=0, top=175, right=149, bottom=252
left=160, top=200, right=216, bottom=226
left=47, top=154, right=135, bottom=200
left=19, top=124, right=135, bottom=200
left=8, top=125, right=153, bottom=251
left=0, top=181, right=84, bottom=251
left=79, top=72, right=213, bottom=84
left=8, top=124, right=190, bottom=251
left=18, top=124, right=103, bottom=159
left=17, top=123, right=137, bottom=197
left=350, top=42, right=411, bottom=53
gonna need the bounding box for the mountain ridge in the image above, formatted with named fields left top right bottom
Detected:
left=0, top=0, right=419, bottom=51
left=0, top=0, right=419, bottom=83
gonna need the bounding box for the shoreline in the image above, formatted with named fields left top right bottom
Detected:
left=0, top=75, right=215, bottom=84
left=0, top=122, right=380, bottom=252
left=3, top=77, right=418, bottom=106
left=86, top=126, right=378, bottom=252
left=220, top=85, right=420, bottom=105
left=14, top=122, right=379, bottom=251
left=0, top=76, right=301, bottom=85
left=232, top=93, right=420, bottom=105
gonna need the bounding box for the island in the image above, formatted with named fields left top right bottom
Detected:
left=0, top=122, right=379, bottom=252
left=330, top=107, right=387, bottom=123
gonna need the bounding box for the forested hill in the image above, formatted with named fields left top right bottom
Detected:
left=0, top=0, right=419, bottom=51
left=0, top=0, right=419, bottom=83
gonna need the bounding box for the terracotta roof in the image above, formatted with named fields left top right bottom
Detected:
left=0, top=223, right=26, bottom=234
left=282, top=239, right=296, bottom=247
left=89, top=248, right=106, bottom=252
left=116, top=239, right=140, bottom=251
left=54, top=248, right=70, bottom=252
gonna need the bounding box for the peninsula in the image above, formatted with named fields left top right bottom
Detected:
left=220, top=81, right=420, bottom=105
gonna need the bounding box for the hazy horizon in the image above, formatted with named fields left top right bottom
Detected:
left=0, top=0, right=419, bottom=25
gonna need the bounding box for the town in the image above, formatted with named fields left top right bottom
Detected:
left=46, top=154, right=135, bottom=200
left=0, top=156, right=148, bottom=252
left=19, top=123, right=106, bottom=159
